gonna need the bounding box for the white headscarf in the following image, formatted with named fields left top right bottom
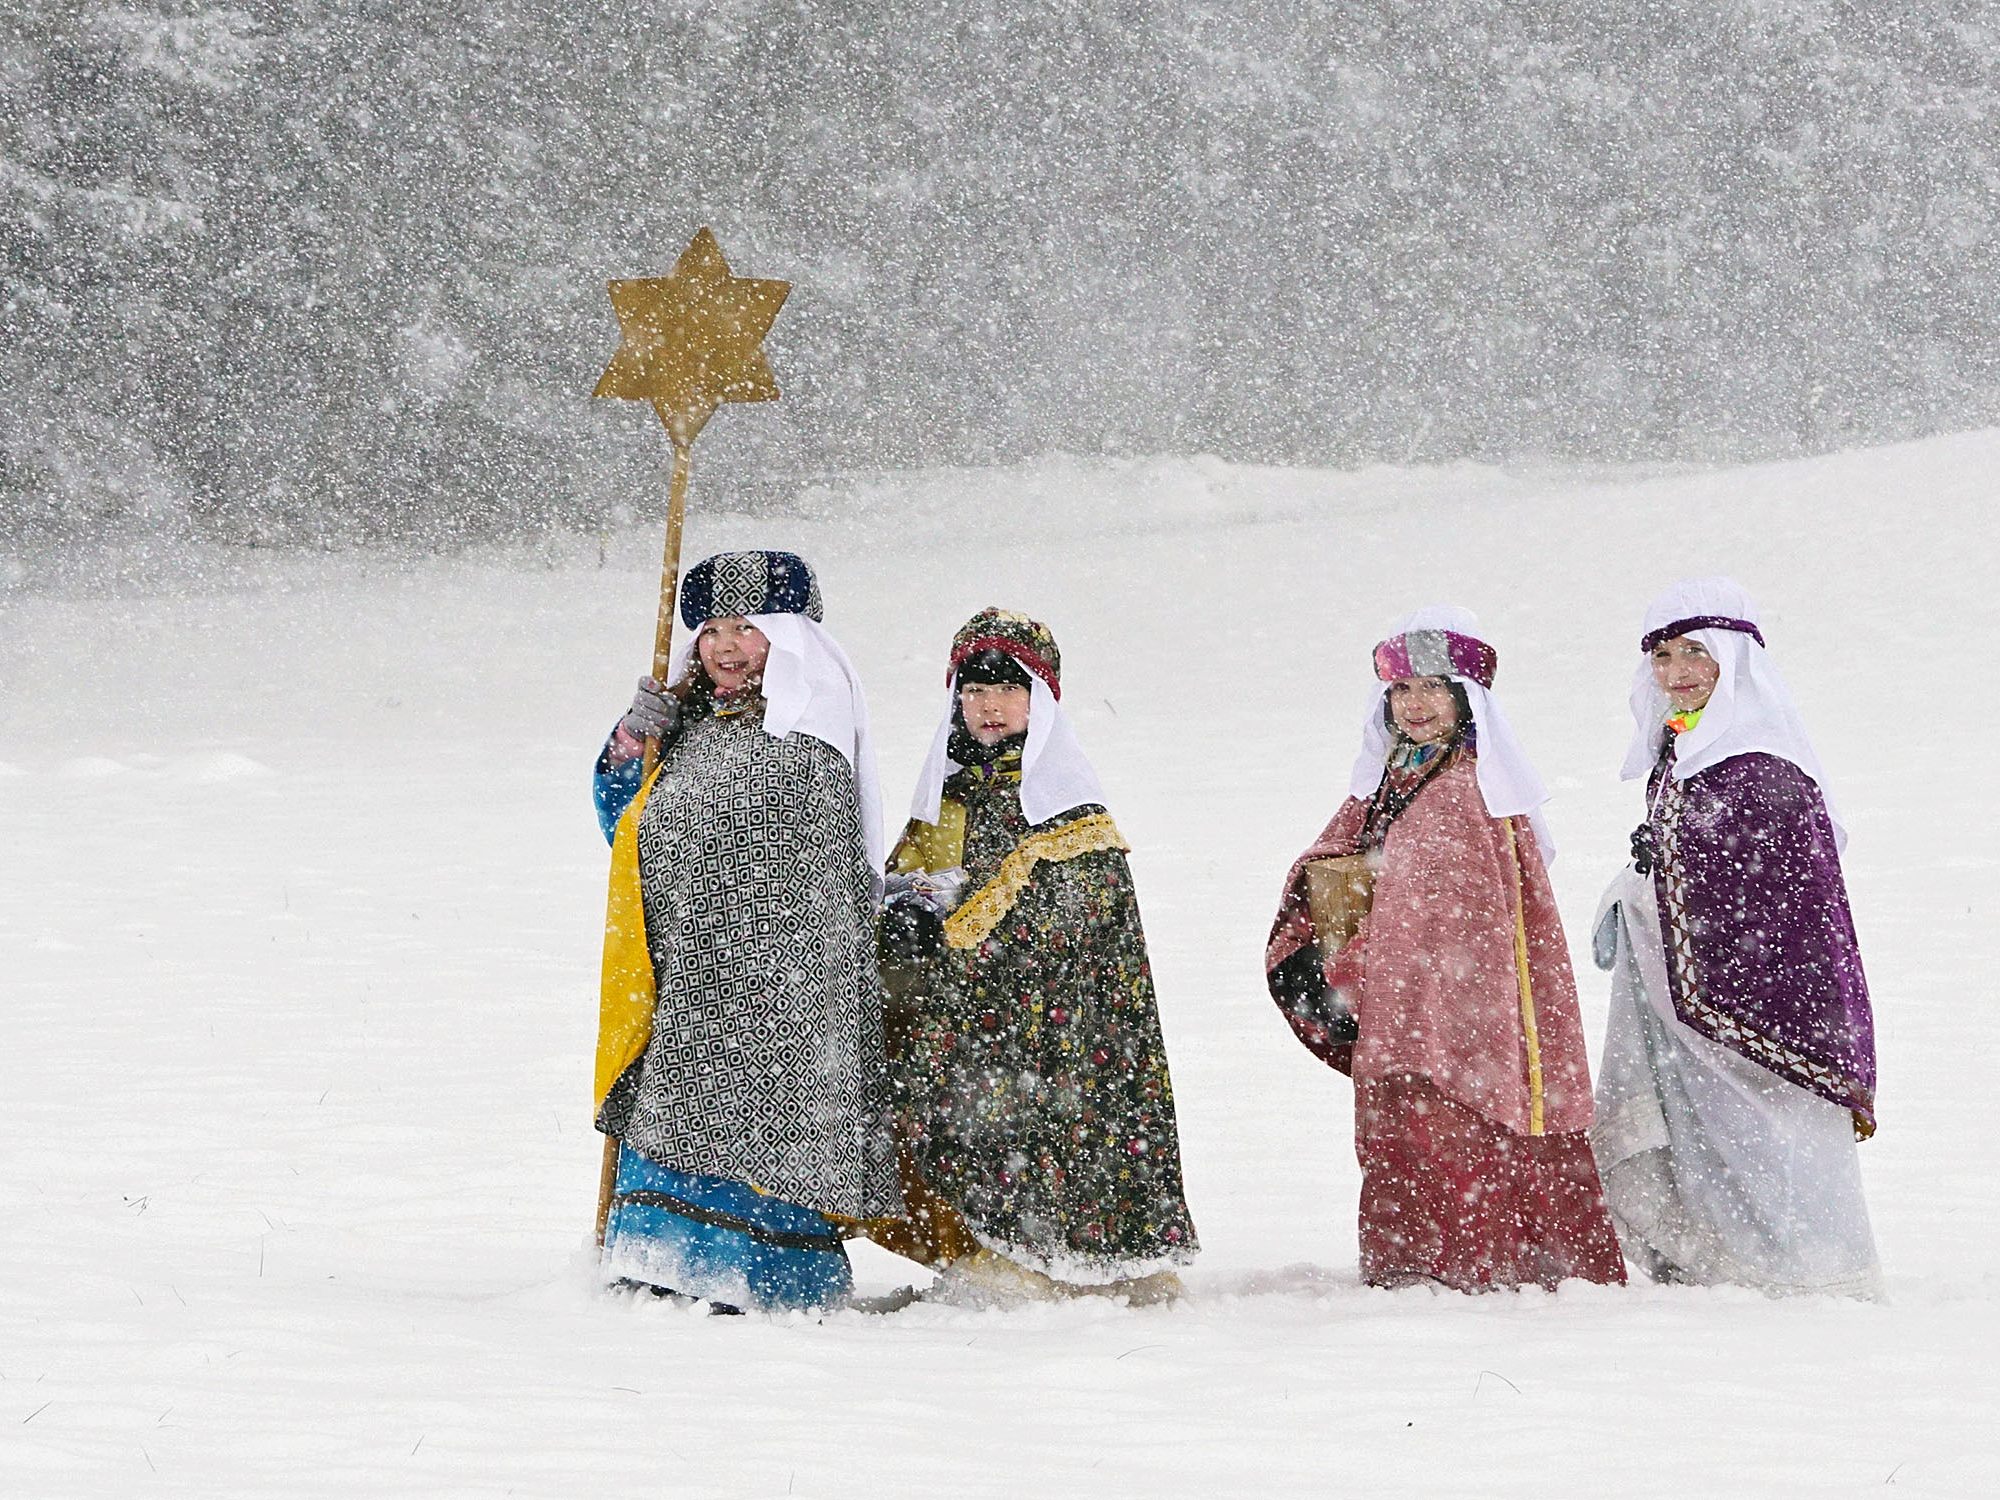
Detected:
left=908, top=670, right=1108, bottom=830
left=1621, top=576, right=1845, bottom=848
left=1348, top=604, right=1556, bottom=862
left=668, top=612, right=888, bottom=890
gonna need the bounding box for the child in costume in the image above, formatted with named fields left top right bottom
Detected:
left=1266, top=605, right=1624, bottom=1291
left=1591, top=577, right=1881, bottom=1295
left=591, top=550, right=899, bottom=1312
left=873, top=608, right=1198, bottom=1302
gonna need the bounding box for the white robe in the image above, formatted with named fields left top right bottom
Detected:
left=1590, top=865, right=1883, bottom=1297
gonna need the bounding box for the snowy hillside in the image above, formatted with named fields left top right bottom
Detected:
left=4, top=433, right=1997, bottom=1496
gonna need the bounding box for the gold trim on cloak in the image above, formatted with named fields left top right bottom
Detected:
left=1503, top=819, right=1546, bottom=1136
left=941, top=813, right=1130, bottom=950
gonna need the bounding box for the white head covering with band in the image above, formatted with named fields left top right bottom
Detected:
left=1349, top=604, right=1556, bottom=862
left=908, top=608, right=1107, bottom=830
left=664, top=551, right=888, bottom=889
left=1622, top=575, right=1845, bottom=848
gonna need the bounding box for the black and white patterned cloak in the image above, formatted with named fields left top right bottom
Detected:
left=602, top=706, right=901, bottom=1220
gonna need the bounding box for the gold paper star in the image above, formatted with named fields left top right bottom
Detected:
left=592, top=227, right=790, bottom=450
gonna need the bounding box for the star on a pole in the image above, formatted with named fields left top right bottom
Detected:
left=592, top=227, right=790, bottom=451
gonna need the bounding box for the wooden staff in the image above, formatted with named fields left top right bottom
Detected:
left=591, top=436, right=692, bottom=1247
left=589, top=229, right=789, bottom=1249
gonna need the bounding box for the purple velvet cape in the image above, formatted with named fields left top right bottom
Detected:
left=1651, top=749, right=1877, bottom=1125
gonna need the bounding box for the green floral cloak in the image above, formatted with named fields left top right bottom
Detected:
left=884, top=760, right=1198, bottom=1276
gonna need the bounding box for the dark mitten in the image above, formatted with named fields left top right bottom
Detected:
left=1269, top=943, right=1358, bottom=1046
left=1630, top=821, right=1657, bottom=875
left=879, top=896, right=945, bottom=967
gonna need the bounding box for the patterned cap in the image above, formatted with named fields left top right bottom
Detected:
left=1372, top=627, right=1497, bottom=689
left=947, top=607, right=1062, bottom=699
left=679, top=550, right=824, bottom=628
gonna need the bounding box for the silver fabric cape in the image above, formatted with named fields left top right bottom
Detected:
left=1591, top=864, right=1881, bottom=1297
left=618, top=707, right=900, bottom=1220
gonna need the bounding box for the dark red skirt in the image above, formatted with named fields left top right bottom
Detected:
left=1356, top=1076, right=1627, bottom=1291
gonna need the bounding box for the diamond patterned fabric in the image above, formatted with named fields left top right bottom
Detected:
left=616, top=707, right=899, bottom=1219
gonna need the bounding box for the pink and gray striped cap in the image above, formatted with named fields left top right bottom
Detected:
left=1371, top=627, right=1498, bottom=689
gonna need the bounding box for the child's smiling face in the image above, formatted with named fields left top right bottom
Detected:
left=697, top=616, right=771, bottom=697
left=960, top=680, right=1031, bottom=745
left=1650, top=635, right=1720, bottom=712
left=1387, top=675, right=1458, bottom=744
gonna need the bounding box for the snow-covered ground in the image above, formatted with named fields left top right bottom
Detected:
left=5, top=433, right=1997, bottom=1496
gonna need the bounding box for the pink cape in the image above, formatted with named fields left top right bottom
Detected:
left=1266, top=759, right=1595, bottom=1139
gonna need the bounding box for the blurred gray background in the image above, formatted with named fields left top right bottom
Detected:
left=5, top=1, right=1995, bottom=545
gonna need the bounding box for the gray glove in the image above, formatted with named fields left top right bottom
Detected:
left=883, top=866, right=969, bottom=915
left=619, top=676, right=678, bottom=741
